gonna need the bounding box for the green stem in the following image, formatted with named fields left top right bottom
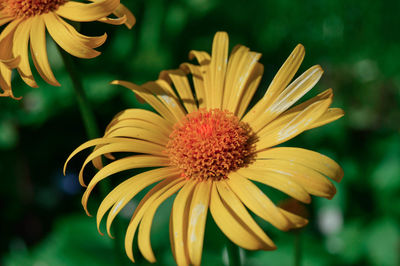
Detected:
left=58, top=46, right=124, bottom=264
left=294, top=230, right=302, bottom=266
left=226, top=238, right=241, bottom=266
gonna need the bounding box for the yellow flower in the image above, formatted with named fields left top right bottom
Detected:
left=0, top=0, right=135, bottom=96
left=65, top=32, right=344, bottom=265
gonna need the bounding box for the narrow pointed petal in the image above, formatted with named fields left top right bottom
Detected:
left=13, top=19, right=37, bottom=87
left=256, top=147, right=343, bottom=182
left=171, top=180, right=197, bottom=266
left=105, top=126, right=169, bottom=146
left=112, top=4, right=136, bottom=29
left=211, top=182, right=276, bottom=250
left=0, top=16, right=13, bottom=27
left=180, top=63, right=206, bottom=108
left=243, top=44, right=305, bottom=124
left=307, top=108, right=344, bottom=130
left=187, top=180, right=212, bottom=266
left=226, top=172, right=291, bottom=231
left=56, top=0, right=120, bottom=22
left=29, top=16, right=60, bottom=86
left=105, top=119, right=171, bottom=138
left=236, top=168, right=311, bottom=203
left=44, top=13, right=103, bottom=59
left=138, top=180, right=185, bottom=262
left=279, top=208, right=308, bottom=228
left=188, top=50, right=211, bottom=65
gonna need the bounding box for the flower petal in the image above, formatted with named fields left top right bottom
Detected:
left=256, top=92, right=331, bottom=150
left=0, top=16, right=13, bottom=27
left=187, top=180, right=212, bottom=266
left=13, top=19, right=37, bottom=87
left=236, top=63, right=264, bottom=119
left=159, top=69, right=197, bottom=113
left=105, top=125, right=169, bottom=146
left=180, top=63, right=206, bottom=108
left=256, top=147, right=344, bottom=182
left=111, top=80, right=179, bottom=123
left=171, top=180, right=197, bottom=266
left=112, top=4, right=136, bottom=29
left=307, top=108, right=344, bottom=130
left=226, top=172, right=291, bottom=231
left=207, top=32, right=229, bottom=109
left=29, top=16, right=60, bottom=86
left=243, top=44, right=305, bottom=124
left=212, top=181, right=276, bottom=250
left=279, top=208, right=309, bottom=228
left=56, top=0, right=120, bottom=22
left=81, top=155, right=170, bottom=212
left=223, top=45, right=261, bottom=114
left=43, top=13, right=103, bottom=58
left=138, top=179, right=185, bottom=262
left=236, top=168, right=311, bottom=203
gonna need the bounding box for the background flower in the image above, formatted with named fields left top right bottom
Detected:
left=0, top=0, right=135, bottom=97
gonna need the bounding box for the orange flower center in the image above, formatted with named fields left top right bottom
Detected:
left=166, top=109, right=254, bottom=181
left=1, top=0, right=66, bottom=17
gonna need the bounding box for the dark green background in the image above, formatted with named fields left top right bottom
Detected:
left=1, top=0, right=399, bottom=265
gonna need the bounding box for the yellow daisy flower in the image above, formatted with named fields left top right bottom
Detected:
left=65, top=32, right=344, bottom=265
left=0, top=0, right=135, bottom=95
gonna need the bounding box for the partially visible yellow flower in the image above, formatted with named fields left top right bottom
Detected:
left=0, top=0, right=135, bottom=96
left=65, top=32, right=344, bottom=265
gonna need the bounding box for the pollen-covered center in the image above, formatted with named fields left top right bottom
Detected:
left=1, top=0, right=66, bottom=17
left=166, top=109, right=253, bottom=181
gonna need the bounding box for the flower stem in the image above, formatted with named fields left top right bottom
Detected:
left=226, top=238, right=241, bottom=266
left=294, top=230, right=302, bottom=266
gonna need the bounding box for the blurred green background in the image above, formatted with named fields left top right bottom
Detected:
left=1, top=0, right=399, bottom=265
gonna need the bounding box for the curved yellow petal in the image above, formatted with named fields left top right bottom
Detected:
left=224, top=46, right=261, bottom=114
left=97, top=14, right=127, bottom=25
left=159, top=69, right=197, bottom=114
left=13, top=19, right=37, bottom=88
left=170, top=180, right=197, bottom=266
left=236, top=63, right=264, bottom=119
left=250, top=159, right=337, bottom=198
left=112, top=4, right=136, bottom=29
left=122, top=173, right=182, bottom=262
left=188, top=50, right=211, bottom=65
left=226, top=172, right=291, bottom=231
left=180, top=63, right=206, bottom=108
left=187, top=180, right=212, bottom=266
left=0, top=16, right=13, bottom=27
left=111, top=80, right=179, bottom=123
left=279, top=208, right=308, bottom=228
left=105, top=127, right=168, bottom=146
left=138, top=179, right=185, bottom=262
left=0, top=64, right=20, bottom=99
left=43, top=13, right=103, bottom=59
left=256, top=147, right=344, bottom=182
left=29, top=16, right=60, bottom=86
left=56, top=0, right=119, bottom=22
left=307, top=107, right=344, bottom=130
left=208, top=32, right=229, bottom=109
left=81, top=155, right=170, bottom=212
left=256, top=93, right=332, bottom=150
left=236, top=168, right=311, bottom=204
left=95, top=167, right=179, bottom=236
left=105, top=119, right=171, bottom=138
left=243, top=44, right=305, bottom=124
left=212, top=181, right=276, bottom=250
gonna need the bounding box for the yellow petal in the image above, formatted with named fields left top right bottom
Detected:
left=243, top=44, right=305, bottom=124
left=105, top=126, right=169, bottom=146
left=208, top=32, right=228, bottom=109
left=43, top=13, right=103, bottom=59
left=256, top=147, right=344, bottom=182
left=256, top=93, right=332, bottom=150
left=97, top=14, right=127, bottom=25
left=236, top=62, right=264, bottom=119
left=170, top=180, right=197, bottom=266
left=0, top=16, right=13, bottom=27
left=187, top=180, right=212, bottom=266
left=95, top=167, right=179, bottom=236
left=279, top=208, right=308, bottom=228
left=188, top=50, right=211, bottom=65
left=121, top=171, right=182, bottom=262
left=180, top=63, right=206, bottom=108
left=113, top=4, right=136, bottom=29
left=29, top=16, right=60, bottom=86
left=105, top=119, right=171, bottom=138
left=212, top=181, right=276, bottom=250
left=0, top=64, right=20, bottom=99
left=138, top=179, right=185, bottom=262
left=81, top=155, right=170, bottom=212
left=111, top=80, right=179, bottom=123
left=226, top=172, right=291, bottom=231
left=236, top=168, right=311, bottom=203
left=159, top=69, right=197, bottom=113
left=223, top=46, right=261, bottom=114
left=307, top=107, right=344, bottom=130
left=12, top=19, right=37, bottom=88
left=250, top=65, right=324, bottom=132
left=56, top=0, right=119, bottom=22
